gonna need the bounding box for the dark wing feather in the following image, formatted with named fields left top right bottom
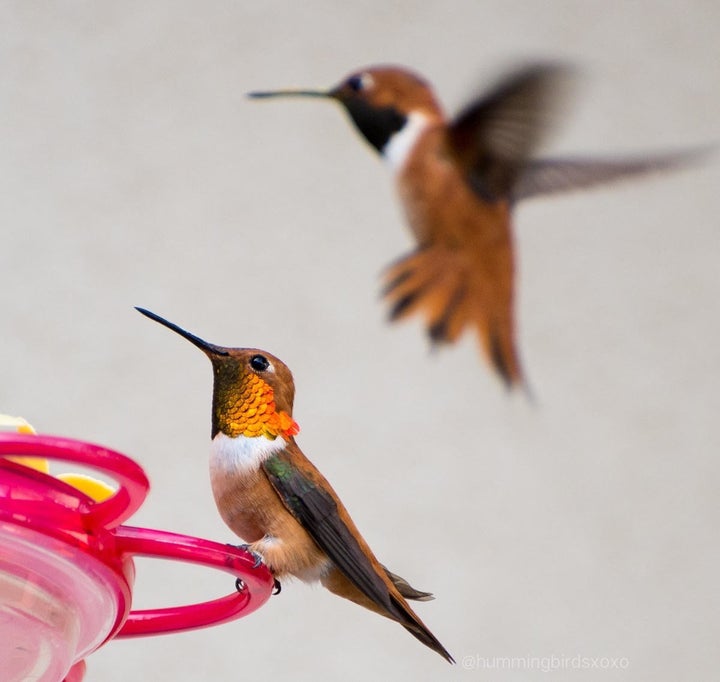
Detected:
left=263, top=449, right=454, bottom=663
left=512, top=147, right=712, bottom=201
left=447, top=63, right=574, bottom=201
left=262, top=451, right=395, bottom=614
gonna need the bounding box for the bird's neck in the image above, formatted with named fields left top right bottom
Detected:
left=382, top=111, right=437, bottom=174
left=211, top=375, right=299, bottom=440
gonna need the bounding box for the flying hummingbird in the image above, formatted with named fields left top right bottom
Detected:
left=136, top=307, right=453, bottom=662
left=249, top=63, right=707, bottom=389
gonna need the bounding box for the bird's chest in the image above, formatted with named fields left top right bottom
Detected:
left=209, top=433, right=287, bottom=541
left=397, top=148, right=511, bottom=249
left=393, top=133, right=467, bottom=242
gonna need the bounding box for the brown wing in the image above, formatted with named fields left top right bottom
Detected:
left=261, top=444, right=453, bottom=662
left=447, top=62, right=574, bottom=201
left=513, top=146, right=712, bottom=201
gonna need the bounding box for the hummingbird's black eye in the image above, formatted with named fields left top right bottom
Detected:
left=347, top=75, right=364, bottom=92
left=250, top=354, right=270, bottom=372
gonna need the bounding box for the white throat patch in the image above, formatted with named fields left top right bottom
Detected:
left=210, top=432, right=287, bottom=476
left=383, top=112, right=432, bottom=174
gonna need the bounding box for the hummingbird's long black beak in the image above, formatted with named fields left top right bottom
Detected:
left=135, top=307, right=229, bottom=357
left=247, top=88, right=333, bottom=100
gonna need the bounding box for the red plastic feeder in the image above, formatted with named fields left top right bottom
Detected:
left=0, top=432, right=274, bottom=682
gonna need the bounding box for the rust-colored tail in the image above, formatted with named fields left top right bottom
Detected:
left=383, top=245, right=523, bottom=387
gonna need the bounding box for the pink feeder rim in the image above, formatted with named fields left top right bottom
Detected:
left=0, top=433, right=274, bottom=682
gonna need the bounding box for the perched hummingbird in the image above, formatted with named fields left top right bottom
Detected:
left=136, top=307, right=453, bottom=663
left=249, top=63, right=707, bottom=388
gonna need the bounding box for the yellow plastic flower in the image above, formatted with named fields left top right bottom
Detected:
left=1, top=414, right=115, bottom=502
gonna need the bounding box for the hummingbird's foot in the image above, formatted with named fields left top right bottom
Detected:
left=272, top=578, right=282, bottom=595
left=235, top=578, right=246, bottom=593
left=227, top=543, right=264, bottom=569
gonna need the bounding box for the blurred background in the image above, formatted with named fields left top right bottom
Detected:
left=1, top=2, right=718, bottom=680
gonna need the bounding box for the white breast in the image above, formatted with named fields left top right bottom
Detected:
left=383, top=112, right=432, bottom=174
left=210, top=432, right=287, bottom=477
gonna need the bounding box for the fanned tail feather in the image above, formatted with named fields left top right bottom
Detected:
left=383, top=246, right=523, bottom=387
left=384, top=247, right=469, bottom=344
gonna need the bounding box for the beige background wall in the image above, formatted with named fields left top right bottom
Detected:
left=1, top=2, right=718, bottom=681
